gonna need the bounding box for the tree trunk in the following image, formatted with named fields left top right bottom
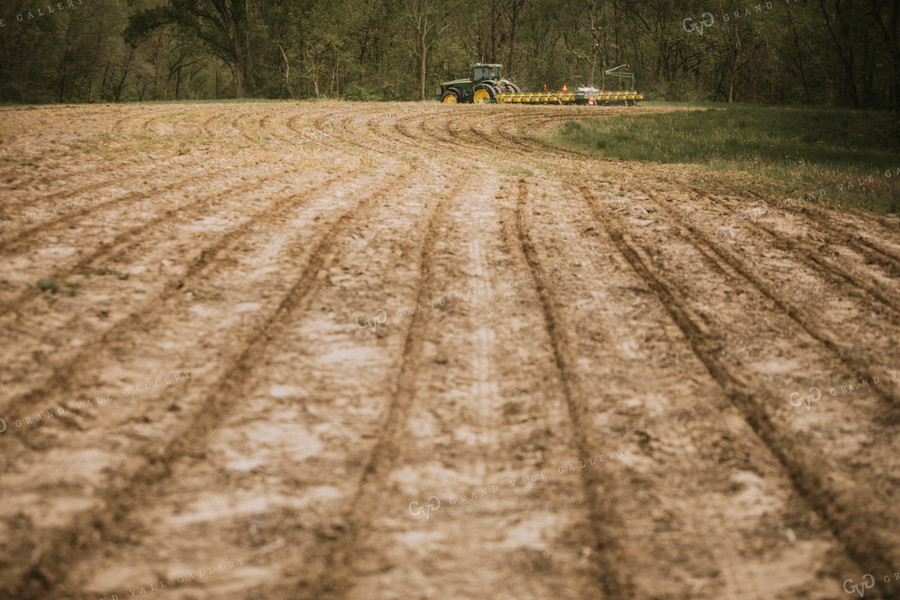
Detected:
left=332, top=47, right=339, bottom=95
left=232, top=33, right=245, bottom=97
left=113, top=47, right=134, bottom=102
left=717, top=0, right=742, bottom=103
left=419, top=32, right=427, bottom=101
left=787, top=5, right=811, bottom=103
left=613, top=0, right=620, bottom=65
left=233, top=62, right=245, bottom=97
left=507, top=0, right=523, bottom=75
left=275, top=42, right=295, bottom=99
left=819, top=0, right=859, bottom=106
left=245, top=0, right=251, bottom=92
left=728, top=31, right=741, bottom=102
left=153, top=31, right=162, bottom=97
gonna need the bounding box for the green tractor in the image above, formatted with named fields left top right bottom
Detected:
left=435, top=63, right=521, bottom=104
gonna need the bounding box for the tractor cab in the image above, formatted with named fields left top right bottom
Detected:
left=473, top=64, right=503, bottom=82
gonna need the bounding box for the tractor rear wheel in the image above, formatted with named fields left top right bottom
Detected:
left=505, top=83, right=521, bottom=94
left=472, top=84, right=495, bottom=104
left=441, top=89, right=460, bottom=103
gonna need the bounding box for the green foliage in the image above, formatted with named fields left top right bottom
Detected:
left=546, top=105, right=900, bottom=214
left=35, top=279, right=59, bottom=293
left=0, top=0, right=897, bottom=107
left=342, top=84, right=381, bottom=101
left=28, top=278, right=85, bottom=295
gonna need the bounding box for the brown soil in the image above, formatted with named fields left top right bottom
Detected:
left=0, top=101, right=898, bottom=600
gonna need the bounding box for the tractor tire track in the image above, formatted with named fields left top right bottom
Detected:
left=0, top=158, right=256, bottom=253
left=580, top=186, right=898, bottom=598
left=695, top=197, right=900, bottom=317
left=0, top=160, right=322, bottom=317
left=110, top=106, right=174, bottom=135
left=651, top=199, right=900, bottom=406
left=0, top=171, right=345, bottom=422
left=4, top=166, right=417, bottom=599
left=510, top=179, right=633, bottom=600
left=692, top=186, right=900, bottom=269
left=300, top=191, right=447, bottom=600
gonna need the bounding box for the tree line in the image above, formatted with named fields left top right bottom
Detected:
left=0, top=0, right=896, bottom=109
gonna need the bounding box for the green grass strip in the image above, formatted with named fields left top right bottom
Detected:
left=544, top=104, right=900, bottom=214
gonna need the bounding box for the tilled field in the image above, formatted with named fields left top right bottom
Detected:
left=0, top=101, right=898, bottom=600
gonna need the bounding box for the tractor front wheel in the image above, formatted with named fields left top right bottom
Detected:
left=441, top=89, right=460, bottom=103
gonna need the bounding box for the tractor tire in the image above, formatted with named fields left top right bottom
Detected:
left=505, top=83, right=521, bottom=94
left=472, top=84, right=495, bottom=104
left=441, top=89, right=461, bottom=103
